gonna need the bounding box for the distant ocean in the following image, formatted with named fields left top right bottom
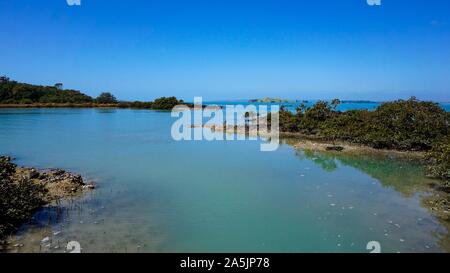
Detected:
left=203, top=100, right=450, bottom=112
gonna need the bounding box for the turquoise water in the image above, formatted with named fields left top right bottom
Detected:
left=0, top=108, right=448, bottom=253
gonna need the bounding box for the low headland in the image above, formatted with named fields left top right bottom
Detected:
left=0, top=156, right=95, bottom=241
left=0, top=76, right=191, bottom=111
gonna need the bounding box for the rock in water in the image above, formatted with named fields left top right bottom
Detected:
left=326, top=146, right=344, bottom=152
left=82, top=181, right=96, bottom=190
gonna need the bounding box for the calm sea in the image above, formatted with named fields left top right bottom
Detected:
left=0, top=108, right=448, bottom=253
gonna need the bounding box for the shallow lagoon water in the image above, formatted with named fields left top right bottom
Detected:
left=0, top=108, right=448, bottom=253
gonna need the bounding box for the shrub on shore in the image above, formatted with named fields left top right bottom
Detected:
left=117, top=97, right=184, bottom=110
left=151, top=96, right=184, bottom=110
left=368, top=99, right=448, bottom=150
left=0, top=156, right=91, bottom=239
left=0, top=157, right=47, bottom=239
left=426, top=136, right=450, bottom=180
left=280, top=97, right=449, bottom=152
left=95, top=92, right=118, bottom=104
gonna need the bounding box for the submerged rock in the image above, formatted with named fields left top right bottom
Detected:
left=82, top=181, right=96, bottom=190
left=326, top=146, right=344, bottom=152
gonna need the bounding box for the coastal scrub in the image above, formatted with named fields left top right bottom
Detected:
left=0, top=156, right=91, bottom=239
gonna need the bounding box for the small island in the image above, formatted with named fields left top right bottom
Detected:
left=249, top=97, right=294, bottom=103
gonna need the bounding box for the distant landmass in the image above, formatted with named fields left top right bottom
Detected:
left=249, top=98, right=295, bottom=103
left=340, top=100, right=379, bottom=104
left=0, top=76, right=187, bottom=110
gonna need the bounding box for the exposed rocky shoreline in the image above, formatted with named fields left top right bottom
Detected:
left=203, top=123, right=426, bottom=158
left=0, top=156, right=95, bottom=240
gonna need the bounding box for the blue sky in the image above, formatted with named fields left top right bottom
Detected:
left=0, top=0, right=449, bottom=101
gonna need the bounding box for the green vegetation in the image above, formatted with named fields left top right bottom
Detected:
left=0, top=77, right=185, bottom=110
left=118, top=96, right=185, bottom=110
left=278, top=97, right=449, bottom=180
left=0, top=77, right=93, bottom=104
left=151, top=96, right=184, bottom=110
left=0, top=156, right=89, bottom=239
left=426, top=136, right=450, bottom=180
left=95, top=92, right=117, bottom=104
left=280, top=97, right=449, bottom=150
left=117, top=97, right=184, bottom=110
left=0, top=157, right=47, bottom=239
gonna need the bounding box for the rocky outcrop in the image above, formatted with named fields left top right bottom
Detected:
left=0, top=156, right=95, bottom=239
left=13, top=165, right=92, bottom=201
